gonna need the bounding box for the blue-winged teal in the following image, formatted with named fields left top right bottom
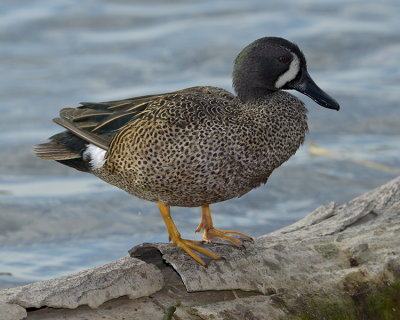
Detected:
left=35, top=37, right=339, bottom=266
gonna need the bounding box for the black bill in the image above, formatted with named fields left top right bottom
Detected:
left=287, top=70, right=340, bottom=111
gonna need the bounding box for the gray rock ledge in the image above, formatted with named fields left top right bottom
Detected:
left=0, top=257, right=164, bottom=320
left=1, top=176, right=400, bottom=319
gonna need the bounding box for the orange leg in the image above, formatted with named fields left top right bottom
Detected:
left=196, top=205, right=253, bottom=246
left=158, top=201, right=220, bottom=266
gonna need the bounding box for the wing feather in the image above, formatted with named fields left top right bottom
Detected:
left=35, top=86, right=238, bottom=164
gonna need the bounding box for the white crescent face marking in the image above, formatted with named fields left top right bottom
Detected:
left=275, top=53, right=300, bottom=89
left=82, top=144, right=106, bottom=170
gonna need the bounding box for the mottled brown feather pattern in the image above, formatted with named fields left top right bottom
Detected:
left=91, top=86, right=308, bottom=207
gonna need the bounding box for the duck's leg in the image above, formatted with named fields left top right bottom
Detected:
left=195, top=205, right=253, bottom=246
left=158, top=201, right=220, bottom=266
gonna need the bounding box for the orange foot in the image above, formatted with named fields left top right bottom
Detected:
left=195, top=205, right=253, bottom=247
left=158, top=201, right=221, bottom=266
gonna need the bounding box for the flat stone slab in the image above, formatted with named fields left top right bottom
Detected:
left=0, top=302, right=27, bottom=320
left=190, top=295, right=287, bottom=319
left=0, top=256, right=163, bottom=320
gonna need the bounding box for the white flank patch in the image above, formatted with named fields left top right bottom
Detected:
left=82, top=144, right=106, bottom=170
left=275, top=53, right=300, bottom=89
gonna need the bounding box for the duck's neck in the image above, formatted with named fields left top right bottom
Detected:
left=237, top=87, right=275, bottom=103
left=233, top=62, right=277, bottom=103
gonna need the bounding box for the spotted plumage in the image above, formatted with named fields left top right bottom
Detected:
left=35, top=37, right=339, bottom=266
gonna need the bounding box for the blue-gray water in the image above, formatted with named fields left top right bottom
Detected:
left=1, top=0, right=400, bottom=288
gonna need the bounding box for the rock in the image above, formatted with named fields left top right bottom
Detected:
left=0, top=256, right=163, bottom=319
left=189, top=295, right=287, bottom=319
left=0, top=302, right=27, bottom=320
left=1, top=176, right=400, bottom=319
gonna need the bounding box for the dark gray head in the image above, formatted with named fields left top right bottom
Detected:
left=233, top=37, right=340, bottom=110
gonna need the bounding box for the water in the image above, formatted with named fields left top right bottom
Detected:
left=1, top=0, right=400, bottom=288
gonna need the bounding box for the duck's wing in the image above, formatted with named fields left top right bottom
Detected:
left=34, top=86, right=237, bottom=167
left=34, top=92, right=172, bottom=161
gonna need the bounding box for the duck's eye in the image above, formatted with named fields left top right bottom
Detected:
left=278, top=56, right=291, bottom=64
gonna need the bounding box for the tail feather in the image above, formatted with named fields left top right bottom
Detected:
left=34, top=141, right=91, bottom=172
left=34, top=141, right=80, bottom=160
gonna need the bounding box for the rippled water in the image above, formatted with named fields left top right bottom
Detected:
left=1, top=0, right=400, bottom=288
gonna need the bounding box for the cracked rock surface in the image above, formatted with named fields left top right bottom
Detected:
left=0, top=257, right=164, bottom=319
left=1, top=177, right=399, bottom=319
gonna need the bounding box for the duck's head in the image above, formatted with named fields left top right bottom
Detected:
left=233, top=37, right=340, bottom=110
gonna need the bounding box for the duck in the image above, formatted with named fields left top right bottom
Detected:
left=35, top=37, right=340, bottom=266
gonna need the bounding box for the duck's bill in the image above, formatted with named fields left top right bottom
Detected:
left=287, top=71, right=340, bottom=111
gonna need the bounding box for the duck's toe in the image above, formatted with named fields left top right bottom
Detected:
left=202, top=228, right=253, bottom=247
left=175, top=238, right=221, bottom=266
